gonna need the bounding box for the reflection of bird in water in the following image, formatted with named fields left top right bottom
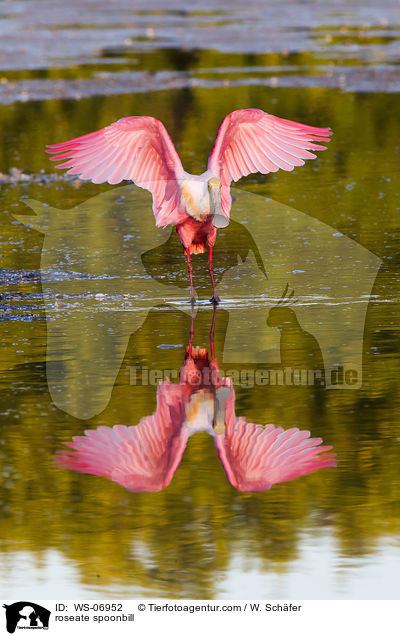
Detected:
left=47, top=109, right=331, bottom=303
left=56, top=308, right=335, bottom=492
left=267, top=285, right=325, bottom=379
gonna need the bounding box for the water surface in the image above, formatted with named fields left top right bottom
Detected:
left=0, top=0, right=400, bottom=600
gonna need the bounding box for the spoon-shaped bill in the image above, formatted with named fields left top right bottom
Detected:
left=212, top=214, right=230, bottom=229
left=209, top=181, right=229, bottom=228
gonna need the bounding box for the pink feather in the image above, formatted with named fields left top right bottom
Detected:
left=214, top=390, right=336, bottom=492
left=208, top=108, right=331, bottom=217
left=47, top=109, right=331, bottom=230
left=47, top=116, right=187, bottom=228
left=55, top=381, right=190, bottom=492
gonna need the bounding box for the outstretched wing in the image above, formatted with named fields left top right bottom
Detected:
left=46, top=116, right=186, bottom=227
left=214, top=395, right=336, bottom=491
left=208, top=108, right=332, bottom=217
left=55, top=381, right=190, bottom=492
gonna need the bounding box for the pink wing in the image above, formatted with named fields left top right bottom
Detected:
left=208, top=108, right=332, bottom=217
left=214, top=394, right=336, bottom=491
left=55, top=381, right=190, bottom=492
left=46, top=116, right=186, bottom=228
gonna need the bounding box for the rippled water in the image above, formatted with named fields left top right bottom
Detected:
left=0, top=0, right=400, bottom=601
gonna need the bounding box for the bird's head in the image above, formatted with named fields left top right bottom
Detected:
left=208, top=177, right=229, bottom=229
left=208, top=177, right=221, bottom=189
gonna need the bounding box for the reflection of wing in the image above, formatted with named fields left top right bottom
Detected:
left=214, top=393, right=336, bottom=491
left=55, top=381, right=190, bottom=492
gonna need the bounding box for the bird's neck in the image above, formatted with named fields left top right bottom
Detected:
left=180, top=180, right=210, bottom=222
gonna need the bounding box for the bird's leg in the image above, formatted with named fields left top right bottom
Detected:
left=209, top=301, right=217, bottom=359
left=208, top=245, right=220, bottom=304
left=209, top=303, right=230, bottom=435
left=186, top=250, right=195, bottom=304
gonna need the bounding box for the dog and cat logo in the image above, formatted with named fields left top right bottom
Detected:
left=2, top=603, right=50, bottom=633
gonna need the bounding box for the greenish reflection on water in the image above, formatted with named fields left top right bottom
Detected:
left=0, top=82, right=400, bottom=599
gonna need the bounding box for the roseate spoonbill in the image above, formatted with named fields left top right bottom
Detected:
left=56, top=316, right=336, bottom=492
left=46, top=109, right=332, bottom=303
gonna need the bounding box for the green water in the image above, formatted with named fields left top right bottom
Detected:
left=0, top=1, right=400, bottom=600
